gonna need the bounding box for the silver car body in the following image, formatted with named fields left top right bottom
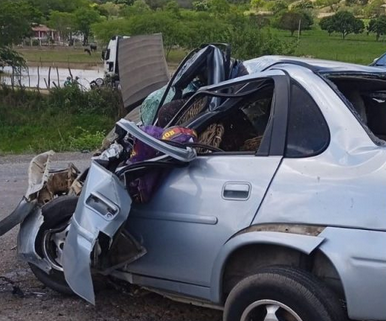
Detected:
left=13, top=56, right=386, bottom=320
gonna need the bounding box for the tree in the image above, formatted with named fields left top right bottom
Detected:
left=0, top=46, right=25, bottom=69
left=321, top=10, right=364, bottom=39
left=27, top=0, right=90, bottom=16
left=164, top=0, right=181, bottom=16
left=192, top=0, right=210, bottom=11
left=116, top=0, right=135, bottom=4
left=208, top=0, right=230, bottom=16
left=319, top=15, right=334, bottom=35
left=291, top=0, right=314, bottom=10
left=249, top=14, right=271, bottom=28
left=250, top=0, right=264, bottom=10
left=92, top=7, right=297, bottom=59
left=129, top=11, right=183, bottom=56
left=265, top=0, right=288, bottom=14
left=0, top=0, right=42, bottom=46
left=74, top=7, right=102, bottom=45
left=98, top=2, right=124, bottom=19
left=120, top=0, right=151, bottom=15
left=276, top=10, right=314, bottom=36
left=368, top=15, right=386, bottom=40
left=48, top=11, right=75, bottom=42
left=145, top=0, right=169, bottom=9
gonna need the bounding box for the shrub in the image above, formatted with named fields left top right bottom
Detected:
left=69, top=127, right=106, bottom=151
left=275, top=9, right=314, bottom=36
left=368, top=15, right=386, bottom=40
left=319, top=10, right=364, bottom=39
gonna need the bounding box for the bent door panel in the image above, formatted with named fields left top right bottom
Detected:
left=62, top=161, right=132, bottom=304
left=125, top=155, right=282, bottom=286
left=124, top=73, right=289, bottom=289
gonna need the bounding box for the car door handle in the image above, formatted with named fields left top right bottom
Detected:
left=86, top=192, right=119, bottom=219
left=222, top=182, right=251, bottom=200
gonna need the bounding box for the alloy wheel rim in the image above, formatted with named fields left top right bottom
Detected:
left=42, top=224, right=70, bottom=271
left=240, top=299, right=303, bottom=321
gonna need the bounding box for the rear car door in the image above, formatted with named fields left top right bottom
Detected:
left=123, top=71, right=290, bottom=295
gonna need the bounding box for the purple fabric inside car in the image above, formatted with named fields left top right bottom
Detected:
left=127, top=125, right=197, bottom=203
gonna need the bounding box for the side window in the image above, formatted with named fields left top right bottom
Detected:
left=374, top=54, right=386, bottom=66
left=286, top=82, right=329, bottom=157
left=218, top=84, right=273, bottom=153
left=176, top=80, right=275, bottom=154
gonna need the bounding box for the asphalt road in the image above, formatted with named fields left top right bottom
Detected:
left=0, top=153, right=222, bottom=321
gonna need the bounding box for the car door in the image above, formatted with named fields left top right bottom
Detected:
left=124, top=71, right=290, bottom=292
left=62, top=120, right=197, bottom=305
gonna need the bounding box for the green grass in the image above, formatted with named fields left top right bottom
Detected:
left=167, top=49, right=188, bottom=64
left=273, top=27, right=386, bottom=65
left=0, top=111, right=115, bottom=154
left=0, top=87, right=118, bottom=154
left=17, top=46, right=187, bottom=66
left=169, top=27, right=386, bottom=66
left=163, top=27, right=386, bottom=66
left=16, top=48, right=102, bottom=65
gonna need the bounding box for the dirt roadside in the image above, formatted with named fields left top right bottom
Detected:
left=0, top=152, right=222, bottom=321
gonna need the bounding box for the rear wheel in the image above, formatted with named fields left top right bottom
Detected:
left=223, top=266, right=346, bottom=321
left=29, top=196, right=77, bottom=295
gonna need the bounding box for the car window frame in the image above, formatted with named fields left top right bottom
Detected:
left=182, top=74, right=290, bottom=157
left=321, top=72, right=386, bottom=147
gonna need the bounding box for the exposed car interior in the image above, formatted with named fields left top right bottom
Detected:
left=162, top=79, right=275, bottom=154
left=326, top=75, right=386, bottom=142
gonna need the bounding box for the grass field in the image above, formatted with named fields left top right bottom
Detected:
left=274, top=27, right=386, bottom=65
left=16, top=46, right=186, bottom=67
left=16, top=47, right=102, bottom=66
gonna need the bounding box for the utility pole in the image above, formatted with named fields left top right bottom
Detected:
left=298, top=18, right=302, bottom=40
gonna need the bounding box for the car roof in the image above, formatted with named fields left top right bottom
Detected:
left=244, top=55, right=386, bottom=75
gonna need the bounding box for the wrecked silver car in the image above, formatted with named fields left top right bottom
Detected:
left=2, top=55, right=386, bottom=321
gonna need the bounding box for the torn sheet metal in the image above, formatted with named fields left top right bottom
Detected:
left=93, top=142, right=123, bottom=162
left=17, top=207, right=51, bottom=273
left=62, top=161, right=132, bottom=304
left=25, top=151, right=80, bottom=204
left=0, top=198, right=36, bottom=237
left=117, top=119, right=196, bottom=162
left=26, top=151, right=55, bottom=200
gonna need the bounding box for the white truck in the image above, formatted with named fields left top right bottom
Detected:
left=102, top=35, right=130, bottom=78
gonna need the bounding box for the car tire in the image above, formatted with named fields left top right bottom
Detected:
left=223, top=265, right=346, bottom=321
left=29, top=196, right=78, bottom=295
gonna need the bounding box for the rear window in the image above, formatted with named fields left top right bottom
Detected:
left=326, top=75, right=386, bottom=144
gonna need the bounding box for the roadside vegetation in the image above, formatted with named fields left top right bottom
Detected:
left=2, top=0, right=386, bottom=154
left=0, top=86, right=122, bottom=153
left=274, top=27, right=386, bottom=64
